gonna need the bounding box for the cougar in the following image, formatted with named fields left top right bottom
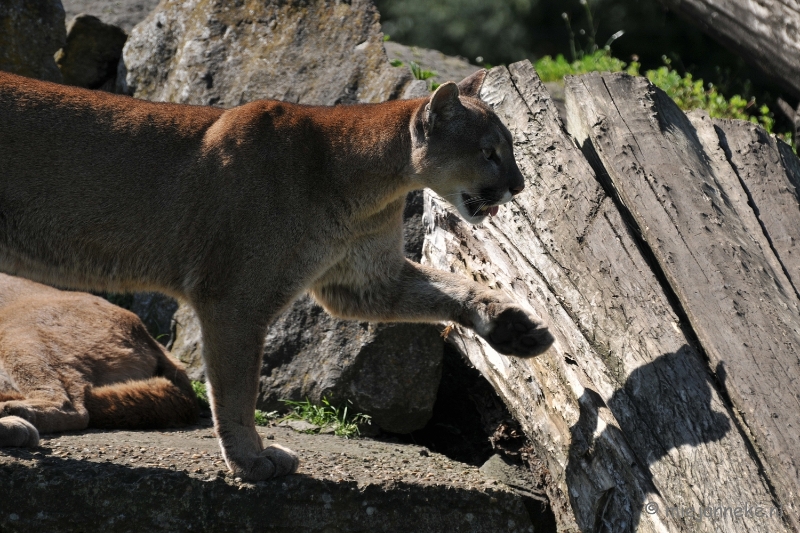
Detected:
left=0, top=274, right=198, bottom=447
left=0, top=69, right=553, bottom=480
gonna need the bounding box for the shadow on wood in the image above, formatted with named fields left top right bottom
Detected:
left=567, top=349, right=732, bottom=531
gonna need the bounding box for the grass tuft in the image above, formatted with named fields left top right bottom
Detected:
left=281, top=398, right=371, bottom=438
left=254, top=409, right=279, bottom=426
left=190, top=382, right=368, bottom=433
left=534, top=50, right=638, bottom=82
left=409, top=61, right=436, bottom=81
left=191, top=380, right=209, bottom=410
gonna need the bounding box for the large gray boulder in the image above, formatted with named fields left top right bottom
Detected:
left=55, top=13, right=127, bottom=90
left=172, top=296, right=443, bottom=433
left=118, top=0, right=412, bottom=105
left=258, top=296, right=442, bottom=434
left=0, top=0, right=66, bottom=82
left=172, top=294, right=443, bottom=435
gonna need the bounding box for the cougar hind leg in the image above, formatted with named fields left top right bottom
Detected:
left=85, top=376, right=198, bottom=429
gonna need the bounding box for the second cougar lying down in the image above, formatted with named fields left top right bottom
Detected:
left=0, top=274, right=198, bottom=447
left=0, top=69, right=554, bottom=480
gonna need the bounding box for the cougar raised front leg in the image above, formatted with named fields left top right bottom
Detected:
left=312, top=246, right=554, bottom=358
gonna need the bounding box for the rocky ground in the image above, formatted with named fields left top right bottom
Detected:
left=0, top=421, right=546, bottom=532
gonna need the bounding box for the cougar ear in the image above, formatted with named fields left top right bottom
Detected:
left=457, top=69, right=487, bottom=99
left=424, top=82, right=461, bottom=136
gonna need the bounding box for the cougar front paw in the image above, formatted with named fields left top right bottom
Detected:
left=0, top=415, right=40, bottom=447
left=485, top=306, right=554, bottom=357
left=229, top=444, right=300, bottom=481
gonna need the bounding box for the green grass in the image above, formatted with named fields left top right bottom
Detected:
left=534, top=50, right=792, bottom=147
left=192, top=381, right=369, bottom=434
left=192, top=380, right=209, bottom=410
left=254, top=409, right=279, bottom=426
left=409, top=61, right=436, bottom=81
left=645, top=60, right=779, bottom=136
left=534, top=50, right=639, bottom=82
left=281, top=398, right=371, bottom=438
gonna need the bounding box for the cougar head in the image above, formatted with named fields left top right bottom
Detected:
left=411, top=70, right=525, bottom=224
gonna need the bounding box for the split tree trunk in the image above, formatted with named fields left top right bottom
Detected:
left=422, top=61, right=799, bottom=531
left=657, top=0, right=800, bottom=98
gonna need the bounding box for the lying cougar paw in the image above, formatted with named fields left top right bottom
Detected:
left=485, top=307, right=554, bottom=357
left=0, top=415, right=40, bottom=447
left=231, top=444, right=300, bottom=481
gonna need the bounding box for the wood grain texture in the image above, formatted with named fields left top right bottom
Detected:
left=566, top=71, right=800, bottom=530
left=423, top=61, right=785, bottom=532
left=658, top=0, right=800, bottom=97
left=699, top=114, right=800, bottom=296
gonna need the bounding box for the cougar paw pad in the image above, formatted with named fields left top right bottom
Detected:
left=487, top=308, right=554, bottom=357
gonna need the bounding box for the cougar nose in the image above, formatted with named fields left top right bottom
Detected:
left=510, top=184, right=524, bottom=196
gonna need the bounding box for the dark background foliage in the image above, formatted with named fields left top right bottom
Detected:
left=375, top=0, right=787, bottom=109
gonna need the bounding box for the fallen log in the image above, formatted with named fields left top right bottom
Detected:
left=566, top=71, right=800, bottom=530
left=423, top=61, right=792, bottom=531
left=658, top=0, right=800, bottom=98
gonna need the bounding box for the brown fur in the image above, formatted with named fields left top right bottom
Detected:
left=0, top=273, right=198, bottom=447
left=0, top=69, right=553, bottom=479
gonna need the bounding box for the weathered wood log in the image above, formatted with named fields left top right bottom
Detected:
left=700, top=115, right=800, bottom=294
left=565, top=71, right=800, bottom=530
left=658, top=0, right=800, bottom=98
left=423, top=61, right=788, bottom=532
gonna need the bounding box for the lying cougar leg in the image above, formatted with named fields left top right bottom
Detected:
left=0, top=397, right=89, bottom=434
left=0, top=353, right=90, bottom=435
left=314, top=257, right=554, bottom=357
left=195, top=302, right=299, bottom=481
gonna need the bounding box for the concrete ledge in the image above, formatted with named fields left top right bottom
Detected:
left=0, top=425, right=535, bottom=532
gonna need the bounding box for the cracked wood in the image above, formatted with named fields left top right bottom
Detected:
left=566, top=71, right=800, bottom=530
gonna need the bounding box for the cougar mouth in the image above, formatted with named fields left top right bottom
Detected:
left=462, top=192, right=499, bottom=218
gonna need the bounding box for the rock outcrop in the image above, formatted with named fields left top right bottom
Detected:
left=119, top=0, right=413, bottom=105
left=173, top=294, right=443, bottom=435
left=55, top=13, right=127, bottom=90
left=0, top=0, right=66, bottom=82
left=384, top=41, right=480, bottom=89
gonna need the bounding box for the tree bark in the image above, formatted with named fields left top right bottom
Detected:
left=423, top=61, right=793, bottom=532
left=658, top=0, right=800, bottom=98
